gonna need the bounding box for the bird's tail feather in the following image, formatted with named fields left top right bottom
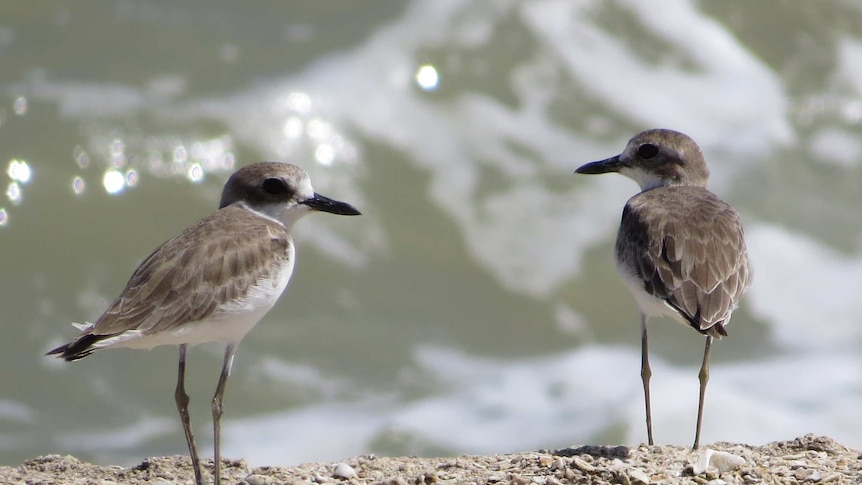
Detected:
left=45, top=333, right=108, bottom=362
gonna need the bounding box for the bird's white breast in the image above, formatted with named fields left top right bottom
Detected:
left=218, top=241, right=296, bottom=317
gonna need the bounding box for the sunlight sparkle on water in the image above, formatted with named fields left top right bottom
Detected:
left=306, top=118, right=333, bottom=142
left=126, top=169, right=139, bottom=187
left=73, top=146, right=90, bottom=169
left=315, top=144, right=335, bottom=165
left=415, top=64, right=439, bottom=91
left=7, top=159, right=32, bottom=183
left=111, top=139, right=126, bottom=167
left=187, top=163, right=204, bottom=183
left=283, top=117, right=304, bottom=139
left=174, top=145, right=188, bottom=162
left=6, top=182, right=21, bottom=204
left=71, top=176, right=86, bottom=195
left=13, top=96, right=27, bottom=115
left=103, top=169, right=126, bottom=194
left=0, top=208, right=7, bottom=227
left=286, top=92, right=312, bottom=114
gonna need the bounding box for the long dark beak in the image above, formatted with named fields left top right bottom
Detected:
left=302, top=193, right=362, bottom=216
left=575, top=155, right=623, bottom=175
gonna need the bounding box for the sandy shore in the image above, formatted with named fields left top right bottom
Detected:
left=2, top=435, right=859, bottom=484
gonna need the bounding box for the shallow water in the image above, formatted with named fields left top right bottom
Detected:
left=2, top=0, right=861, bottom=467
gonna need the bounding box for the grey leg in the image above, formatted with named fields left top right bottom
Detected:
left=211, top=344, right=237, bottom=485
left=640, top=314, right=654, bottom=446
left=175, top=344, right=203, bottom=485
left=694, top=336, right=713, bottom=450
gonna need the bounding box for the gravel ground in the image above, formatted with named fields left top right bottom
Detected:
left=2, top=435, right=860, bottom=484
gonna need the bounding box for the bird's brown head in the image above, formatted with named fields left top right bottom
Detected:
left=575, top=129, right=710, bottom=191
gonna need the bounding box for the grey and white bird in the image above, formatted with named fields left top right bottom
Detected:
left=575, top=129, right=751, bottom=449
left=47, top=162, right=361, bottom=485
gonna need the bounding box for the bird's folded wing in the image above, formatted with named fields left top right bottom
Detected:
left=619, top=188, right=751, bottom=335
left=90, top=207, right=291, bottom=336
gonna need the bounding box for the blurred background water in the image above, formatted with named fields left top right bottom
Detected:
left=2, top=0, right=861, bottom=468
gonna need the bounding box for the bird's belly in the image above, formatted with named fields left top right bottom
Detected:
left=101, top=306, right=274, bottom=350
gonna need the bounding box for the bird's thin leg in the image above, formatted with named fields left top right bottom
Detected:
left=640, top=313, right=654, bottom=446
left=175, top=344, right=203, bottom=485
left=212, top=344, right=237, bottom=485
left=694, top=335, right=713, bottom=450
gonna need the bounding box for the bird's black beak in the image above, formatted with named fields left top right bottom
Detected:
left=301, top=193, right=362, bottom=216
left=575, top=155, right=623, bottom=175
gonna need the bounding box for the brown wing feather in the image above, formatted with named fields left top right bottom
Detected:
left=617, top=186, right=751, bottom=338
left=90, top=205, right=291, bottom=336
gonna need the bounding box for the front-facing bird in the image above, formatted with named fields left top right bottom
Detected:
left=47, top=162, right=361, bottom=485
left=575, top=129, right=751, bottom=449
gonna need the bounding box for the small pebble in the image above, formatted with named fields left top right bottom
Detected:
left=629, top=469, right=650, bottom=484
left=333, top=463, right=357, bottom=479
left=415, top=472, right=438, bottom=484
left=510, top=474, right=530, bottom=485
left=711, top=451, right=746, bottom=473
left=572, top=457, right=595, bottom=472
left=794, top=468, right=818, bottom=481
left=693, top=449, right=745, bottom=475
left=244, top=474, right=270, bottom=485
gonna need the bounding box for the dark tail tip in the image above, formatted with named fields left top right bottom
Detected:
left=704, top=323, right=728, bottom=339
left=46, top=334, right=105, bottom=362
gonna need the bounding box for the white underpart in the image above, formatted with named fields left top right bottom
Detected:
left=616, top=260, right=692, bottom=328
left=619, top=166, right=668, bottom=192
left=92, top=232, right=297, bottom=350
left=95, top=307, right=274, bottom=350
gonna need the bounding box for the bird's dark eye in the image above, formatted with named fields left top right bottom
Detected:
left=637, top=143, right=659, bottom=159
left=262, top=178, right=287, bottom=195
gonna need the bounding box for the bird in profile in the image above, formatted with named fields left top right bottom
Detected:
left=575, top=129, right=751, bottom=449
left=47, top=162, right=361, bottom=485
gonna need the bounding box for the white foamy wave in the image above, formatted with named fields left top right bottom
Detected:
left=222, top=344, right=862, bottom=466
left=54, top=416, right=175, bottom=453
left=746, top=223, right=862, bottom=350
left=223, top=400, right=392, bottom=466
left=809, top=128, right=862, bottom=168
left=838, top=38, right=862, bottom=97
left=0, top=399, right=34, bottom=424
left=222, top=345, right=639, bottom=466
left=386, top=345, right=636, bottom=453
left=521, top=0, right=792, bottom=155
